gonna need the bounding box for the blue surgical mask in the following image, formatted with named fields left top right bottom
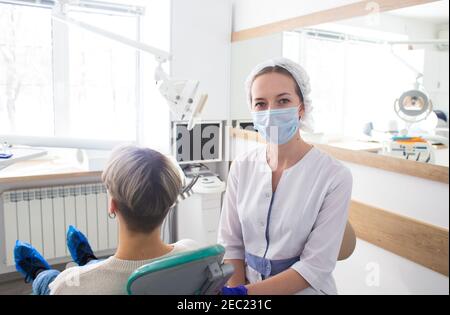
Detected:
left=251, top=107, right=300, bottom=144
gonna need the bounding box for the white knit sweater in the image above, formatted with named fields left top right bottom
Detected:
left=49, top=239, right=199, bottom=295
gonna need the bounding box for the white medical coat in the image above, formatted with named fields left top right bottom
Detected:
left=218, top=145, right=353, bottom=295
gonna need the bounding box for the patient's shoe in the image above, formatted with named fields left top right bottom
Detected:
left=67, top=225, right=97, bottom=266
left=14, top=240, right=51, bottom=283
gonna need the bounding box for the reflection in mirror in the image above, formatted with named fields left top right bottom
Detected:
left=401, top=92, right=427, bottom=112
left=282, top=0, right=449, bottom=166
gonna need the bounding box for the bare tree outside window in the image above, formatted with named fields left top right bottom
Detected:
left=0, top=3, right=136, bottom=140
left=0, top=4, right=53, bottom=136
left=1, top=8, right=22, bottom=133
left=0, top=1, right=171, bottom=148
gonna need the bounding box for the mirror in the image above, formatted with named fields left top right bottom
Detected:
left=231, top=0, right=449, bottom=167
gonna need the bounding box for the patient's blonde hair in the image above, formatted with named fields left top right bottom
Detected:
left=102, top=145, right=182, bottom=233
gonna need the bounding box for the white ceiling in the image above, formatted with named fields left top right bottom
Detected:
left=387, top=0, right=449, bottom=24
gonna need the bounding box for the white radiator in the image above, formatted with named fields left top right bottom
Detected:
left=2, top=183, right=118, bottom=267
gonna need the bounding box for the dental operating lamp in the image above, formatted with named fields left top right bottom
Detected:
left=386, top=42, right=449, bottom=162
left=394, top=88, right=433, bottom=124
left=52, top=0, right=207, bottom=130
left=390, top=45, right=436, bottom=131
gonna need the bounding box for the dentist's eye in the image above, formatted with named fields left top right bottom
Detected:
left=254, top=102, right=266, bottom=108
left=279, top=98, right=290, bottom=105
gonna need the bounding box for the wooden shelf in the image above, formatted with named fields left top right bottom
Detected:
left=0, top=148, right=104, bottom=184
left=231, top=0, right=440, bottom=42
left=230, top=128, right=449, bottom=184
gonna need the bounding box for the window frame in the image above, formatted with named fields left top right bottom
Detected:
left=0, top=0, right=145, bottom=149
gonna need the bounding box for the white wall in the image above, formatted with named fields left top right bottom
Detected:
left=230, top=33, right=283, bottom=120
left=335, top=239, right=449, bottom=295
left=344, top=162, right=448, bottom=229
left=333, top=161, right=449, bottom=295
left=231, top=0, right=360, bottom=31
left=426, top=23, right=449, bottom=117
left=171, top=0, right=232, bottom=122
left=140, top=0, right=172, bottom=154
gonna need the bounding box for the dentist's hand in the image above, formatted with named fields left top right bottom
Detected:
left=221, top=285, right=248, bottom=295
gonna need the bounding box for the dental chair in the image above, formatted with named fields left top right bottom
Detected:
left=338, top=221, right=357, bottom=261
left=127, top=159, right=356, bottom=294
left=127, top=244, right=234, bottom=295
left=127, top=223, right=356, bottom=295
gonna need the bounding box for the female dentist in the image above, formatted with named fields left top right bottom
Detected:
left=218, top=58, right=353, bottom=295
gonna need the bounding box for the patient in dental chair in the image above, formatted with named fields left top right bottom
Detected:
left=14, top=145, right=199, bottom=295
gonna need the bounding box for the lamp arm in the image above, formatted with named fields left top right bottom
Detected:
left=389, top=45, right=423, bottom=83
left=51, top=13, right=171, bottom=63
left=52, top=0, right=207, bottom=131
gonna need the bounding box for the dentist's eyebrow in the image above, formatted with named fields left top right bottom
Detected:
left=254, top=93, right=291, bottom=101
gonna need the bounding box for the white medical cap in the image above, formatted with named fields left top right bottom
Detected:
left=245, top=57, right=314, bottom=133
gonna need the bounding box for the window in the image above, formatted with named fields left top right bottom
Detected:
left=63, top=11, right=138, bottom=141
left=0, top=4, right=54, bottom=136
left=0, top=0, right=170, bottom=148
left=283, top=27, right=424, bottom=137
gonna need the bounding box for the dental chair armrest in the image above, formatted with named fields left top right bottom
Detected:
left=338, top=221, right=356, bottom=261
